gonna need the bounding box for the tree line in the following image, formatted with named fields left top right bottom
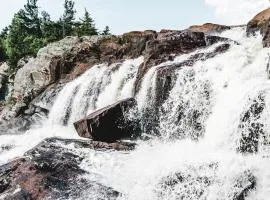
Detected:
left=0, top=0, right=111, bottom=74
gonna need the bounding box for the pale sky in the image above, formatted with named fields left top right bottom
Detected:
left=0, top=0, right=269, bottom=34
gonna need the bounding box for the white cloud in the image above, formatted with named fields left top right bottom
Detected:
left=205, top=0, right=270, bottom=24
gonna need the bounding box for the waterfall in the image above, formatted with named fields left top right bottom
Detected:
left=48, top=56, right=144, bottom=126
left=1, top=27, right=270, bottom=199
left=0, top=57, right=143, bottom=165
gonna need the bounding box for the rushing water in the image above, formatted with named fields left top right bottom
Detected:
left=1, top=27, right=270, bottom=199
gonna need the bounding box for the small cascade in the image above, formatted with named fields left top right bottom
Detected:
left=48, top=56, right=144, bottom=126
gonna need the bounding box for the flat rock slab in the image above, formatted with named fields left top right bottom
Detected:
left=0, top=137, right=131, bottom=200
left=74, top=98, right=138, bottom=142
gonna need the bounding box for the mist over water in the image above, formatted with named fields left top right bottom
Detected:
left=1, top=27, right=270, bottom=199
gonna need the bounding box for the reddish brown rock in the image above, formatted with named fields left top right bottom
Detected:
left=74, top=98, right=138, bottom=142
left=247, top=7, right=270, bottom=47
left=247, top=7, right=270, bottom=36
left=0, top=138, right=122, bottom=200
left=134, top=30, right=234, bottom=93
left=188, top=23, right=231, bottom=33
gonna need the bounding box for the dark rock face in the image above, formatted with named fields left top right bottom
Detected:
left=0, top=138, right=122, bottom=200
left=74, top=98, right=138, bottom=142
left=98, top=30, right=157, bottom=64
left=260, top=20, right=270, bottom=47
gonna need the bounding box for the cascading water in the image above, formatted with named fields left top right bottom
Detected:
left=0, top=57, right=143, bottom=165
left=1, top=27, right=270, bottom=199
left=48, top=57, right=143, bottom=126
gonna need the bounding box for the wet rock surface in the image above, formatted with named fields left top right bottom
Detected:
left=138, top=43, right=231, bottom=134
left=157, top=169, right=256, bottom=200
left=74, top=98, right=138, bottom=142
left=0, top=137, right=126, bottom=200
left=247, top=8, right=270, bottom=36
left=238, top=95, right=265, bottom=154
left=134, top=30, right=234, bottom=93
left=153, top=43, right=231, bottom=106
left=247, top=7, right=270, bottom=47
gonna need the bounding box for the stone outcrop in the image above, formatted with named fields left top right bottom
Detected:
left=246, top=7, right=270, bottom=47
left=4, top=32, right=157, bottom=119
left=188, top=23, right=231, bottom=33
left=74, top=98, right=138, bottom=142
left=0, top=27, right=236, bottom=121
left=134, top=30, right=235, bottom=93
left=247, top=7, right=270, bottom=36
left=0, top=137, right=130, bottom=200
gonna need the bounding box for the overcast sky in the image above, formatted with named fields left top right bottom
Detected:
left=0, top=0, right=269, bottom=34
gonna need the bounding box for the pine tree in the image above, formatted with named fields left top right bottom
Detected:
left=1, top=0, right=107, bottom=72
left=102, top=26, right=111, bottom=35
left=62, top=0, right=76, bottom=37
left=18, top=0, right=41, bottom=36
left=0, top=27, right=8, bottom=62
left=41, top=11, right=62, bottom=42
left=76, top=9, right=98, bottom=36
left=6, top=12, right=28, bottom=69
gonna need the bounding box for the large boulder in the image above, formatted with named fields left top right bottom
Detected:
left=74, top=98, right=138, bottom=142
left=246, top=7, right=270, bottom=47
left=13, top=37, right=98, bottom=104
left=247, top=7, right=270, bottom=36
left=0, top=137, right=123, bottom=200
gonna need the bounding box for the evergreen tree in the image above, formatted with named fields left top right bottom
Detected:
left=62, top=0, right=76, bottom=37
left=1, top=0, right=107, bottom=73
left=6, top=12, right=28, bottom=69
left=41, top=11, right=62, bottom=42
left=18, top=0, right=41, bottom=36
left=76, top=9, right=98, bottom=36
left=101, top=26, right=111, bottom=35
left=0, top=27, right=8, bottom=62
